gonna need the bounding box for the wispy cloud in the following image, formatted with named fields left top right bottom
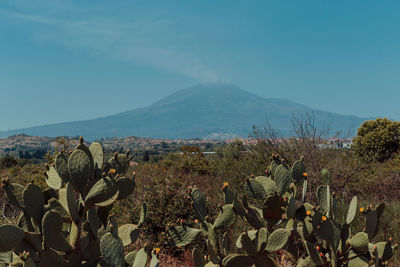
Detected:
left=0, top=7, right=219, bottom=82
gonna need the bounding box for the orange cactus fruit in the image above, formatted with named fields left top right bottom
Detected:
left=302, top=172, right=308, bottom=177
left=321, top=216, right=327, bottom=221
left=306, top=210, right=311, bottom=216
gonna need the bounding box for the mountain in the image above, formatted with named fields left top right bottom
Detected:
left=0, top=82, right=370, bottom=140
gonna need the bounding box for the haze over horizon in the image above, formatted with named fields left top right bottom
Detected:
left=1, top=0, right=400, bottom=131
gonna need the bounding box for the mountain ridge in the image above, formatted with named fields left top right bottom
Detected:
left=0, top=83, right=371, bottom=140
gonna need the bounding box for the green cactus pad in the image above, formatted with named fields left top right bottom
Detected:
left=349, top=232, right=369, bottom=253
left=43, top=187, right=58, bottom=203
left=287, top=196, right=296, bottom=219
left=118, top=224, right=140, bottom=246
left=149, top=251, right=159, bottom=267
left=213, top=204, right=237, bottom=229
left=374, top=241, right=393, bottom=261
left=45, top=166, right=63, bottom=190
left=222, top=254, right=255, bottom=267
left=304, top=240, right=323, bottom=265
left=376, top=203, right=385, bottom=218
left=13, top=240, right=40, bottom=263
left=346, top=254, right=369, bottom=267
left=23, top=183, right=44, bottom=225
left=291, top=160, right=306, bottom=184
left=44, top=198, right=70, bottom=222
left=69, top=221, right=80, bottom=247
left=89, top=142, right=104, bottom=171
left=132, top=247, right=148, bottom=267
left=85, top=177, right=119, bottom=207
left=296, top=257, right=313, bottom=267
left=76, top=141, right=95, bottom=176
left=17, top=212, right=35, bottom=232
left=87, top=207, right=102, bottom=239
left=66, top=182, right=80, bottom=223
left=254, top=176, right=277, bottom=196
left=0, top=225, right=24, bottom=252
left=139, top=202, right=148, bottom=227
left=244, top=178, right=266, bottom=200
left=316, top=185, right=330, bottom=214
left=207, top=239, right=219, bottom=264
left=40, top=249, right=67, bottom=266
left=232, top=193, right=246, bottom=217
left=346, top=196, right=357, bottom=225
left=168, top=226, right=201, bottom=247
left=192, top=248, right=205, bottom=267
left=274, top=164, right=291, bottom=195
left=270, top=158, right=282, bottom=178
left=243, top=202, right=266, bottom=229
left=301, top=180, right=307, bottom=203
left=54, top=152, right=70, bottom=183
left=321, top=168, right=331, bottom=184
left=235, top=230, right=256, bottom=249
left=221, top=232, right=230, bottom=253
left=191, top=188, right=207, bottom=221
left=81, top=239, right=101, bottom=261
left=200, top=222, right=217, bottom=247
left=0, top=251, right=12, bottom=264
left=116, top=177, right=135, bottom=200
left=315, top=217, right=334, bottom=242
left=124, top=251, right=137, bottom=266
left=23, top=232, right=42, bottom=255
left=224, top=188, right=235, bottom=204
left=256, top=228, right=268, bottom=252
left=238, top=233, right=258, bottom=256
left=4, top=182, right=25, bottom=209
left=100, top=232, right=124, bottom=266
left=365, top=210, right=378, bottom=240
left=42, top=211, right=73, bottom=252
left=68, top=149, right=92, bottom=193
left=265, top=228, right=290, bottom=252
left=104, top=153, right=132, bottom=175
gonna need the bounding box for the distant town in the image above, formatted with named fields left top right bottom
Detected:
left=0, top=134, right=354, bottom=162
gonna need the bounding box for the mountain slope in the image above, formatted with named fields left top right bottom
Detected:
left=0, top=83, right=369, bottom=140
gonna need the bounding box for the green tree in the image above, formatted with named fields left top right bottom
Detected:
left=353, top=118, right=400, bottom=162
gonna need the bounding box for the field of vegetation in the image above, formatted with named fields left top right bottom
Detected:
left=0, top=118, right=399, bottom=266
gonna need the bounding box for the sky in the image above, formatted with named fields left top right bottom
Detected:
left=1, top=0, right=400, bottom=131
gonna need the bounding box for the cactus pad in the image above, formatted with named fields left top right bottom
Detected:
left=0, top=225, right=24, bottom=252
left=168, top=226, right=201, bottom=247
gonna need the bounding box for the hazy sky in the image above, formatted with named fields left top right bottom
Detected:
left=1, top=0, right=400, bottom=131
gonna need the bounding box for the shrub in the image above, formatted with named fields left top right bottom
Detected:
left=353, top=118, right=400, bottom=162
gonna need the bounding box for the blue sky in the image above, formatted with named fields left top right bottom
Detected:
left=1, top=0, right=400, bottom=131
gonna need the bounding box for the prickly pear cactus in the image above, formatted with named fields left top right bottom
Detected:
left=0, top=137, right=157, bottom=267
left=169, top=157, right=398, bottom=267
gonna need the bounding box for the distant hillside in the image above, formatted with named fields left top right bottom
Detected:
left=0, top=82, right=370, bottom=140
